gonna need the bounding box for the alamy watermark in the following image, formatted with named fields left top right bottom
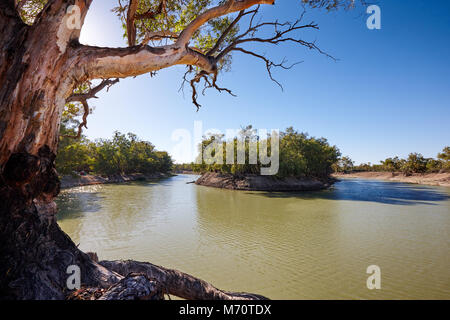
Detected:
left=366, top=265, right=381, bottom=290
left=66, top=5, right=81, bottom=30
left=366, top=5, right=381, bottom=30
left=171, top=121, right=280, bottom=175
left=66, top=264, right=81, bottom=290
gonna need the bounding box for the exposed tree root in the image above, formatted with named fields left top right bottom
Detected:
left=67, top=260, right=268, bottom=300
left=98, top=260, right=269, bottom=300
left=69, top=273, right=164, bottom=300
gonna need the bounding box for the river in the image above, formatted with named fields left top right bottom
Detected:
left=56, top=174, right=450, bottom=299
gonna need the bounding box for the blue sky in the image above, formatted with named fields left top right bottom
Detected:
left=79, top=0, right=450, bottom=164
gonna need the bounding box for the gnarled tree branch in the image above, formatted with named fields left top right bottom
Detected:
left=100, top=259, right=269, bottom=300
left=63, top=79, right=119, bottom=139
left=66, top=78, right=119, bottom=103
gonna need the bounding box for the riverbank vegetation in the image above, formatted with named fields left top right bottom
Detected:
left=333, top=147, right=450, bottom=174
left=193, top=126, right=341, bottom=180
left=57, top=124, right=172, bottom=176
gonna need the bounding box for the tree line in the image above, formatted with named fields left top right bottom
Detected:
left=192, top=126, right=341, bottom=180
left=333, top=147, right=450, bottom=174
left=56, top=125, right=172, bottom=176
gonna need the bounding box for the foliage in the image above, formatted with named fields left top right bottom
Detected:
left=437, top=146, right=450, bottom=171
left=173, top=163, right=195, bottom=172
left=56, top=130, right=173, bottom=176
left=401, top=153, right=427, bottom=174
left=332, top=156, right=354, bottom=173
left=346, top=147, right=450, bottom=174
left=193, top=126, right=340, bottom=179
left=17, top=0, right=48, bottom=25
left=56, top=124, right=93, bottom=175
left=380, top=156, right=402, bottom=173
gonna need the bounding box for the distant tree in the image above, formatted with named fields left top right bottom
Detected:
left=426, top=159, right=442, bottom=173
left=401, top=153, right=428, bottom=174
left=339, top=156, right=354, bottom=173
left=381, top=156, right=401, bottom=172
left=437, top=146, right=450, bottom=171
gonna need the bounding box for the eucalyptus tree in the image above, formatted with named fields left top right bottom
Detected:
left=0, top=0, right=358, bottom=299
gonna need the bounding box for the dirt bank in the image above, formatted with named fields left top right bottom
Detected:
left=195, top=172, right=330, bottom=191
left=332, top=172, right=450, bottom=187
left=60, top=172, right=171, bottom=189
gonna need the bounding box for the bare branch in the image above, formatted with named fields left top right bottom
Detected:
left=185, top=69, right=236, bottom=110
left=190, top=71, right=207, bottom=110
left=141, top=30, right=178, bottom=45
left=216, top=17, right=331, bottom=62
left=206, top=9, right=247, bottom=56
left=200, top=10, right=334, bottom=92
left=61, top=99, right=89, bottom=139
left=63, top=79, right=119, bottom=139
left=66, top=78, right=119, bottom=103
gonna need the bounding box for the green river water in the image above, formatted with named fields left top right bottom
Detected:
left=56, top=174, right=450, bottom=299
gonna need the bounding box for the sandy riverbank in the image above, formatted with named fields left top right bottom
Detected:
left=195, top=172, right=331, bottom=191
left=332, top=172, right=450, bottom=187
left=60, top=172, right=171, bottom=189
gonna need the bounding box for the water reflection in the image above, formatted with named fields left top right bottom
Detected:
left=258, top=179, right=450, bottom=205
left=57, top=190, right=103, bottom=220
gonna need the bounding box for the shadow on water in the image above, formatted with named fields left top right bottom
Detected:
left=256, top=179, right=450, bottom=206
left=56, top=192, right=104, bottom=220
left=56, top=176, right=179, bottom=221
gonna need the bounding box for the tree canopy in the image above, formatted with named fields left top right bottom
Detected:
left=193, top=126, right=341, bottom=179
left=56, top=130, right=173, bottom=175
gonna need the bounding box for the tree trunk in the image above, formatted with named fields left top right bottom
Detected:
left=0, top=1, right=122, bottom=299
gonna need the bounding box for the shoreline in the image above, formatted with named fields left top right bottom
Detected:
left=195, top=172, right=331, bottom=191
left=60, top=172, right=172, bottom=189
left=172, top=170, right=197, bottom=175
left=332, top=172, right=450, bottom=187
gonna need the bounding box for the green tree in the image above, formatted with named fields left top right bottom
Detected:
left=437, top=146, right=450, bottom=171
left=335, top=156, right=354, bottom=173
left=401, top=153, right=428, bottom=174
left=381, top=156, right=401, bottom=172
left=195, top=126, right=340, bottom=180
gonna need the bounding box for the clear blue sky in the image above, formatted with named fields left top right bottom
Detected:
left=80, top=0, right=450, bottom=164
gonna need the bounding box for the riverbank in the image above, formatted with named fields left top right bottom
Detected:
left=332, top=172, right=450, bottom=187
left=60, top=172, right=171, bottom=189
left=195, top=172, right=330, bottom=191
left=172, top=170, right=197, bottom=175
